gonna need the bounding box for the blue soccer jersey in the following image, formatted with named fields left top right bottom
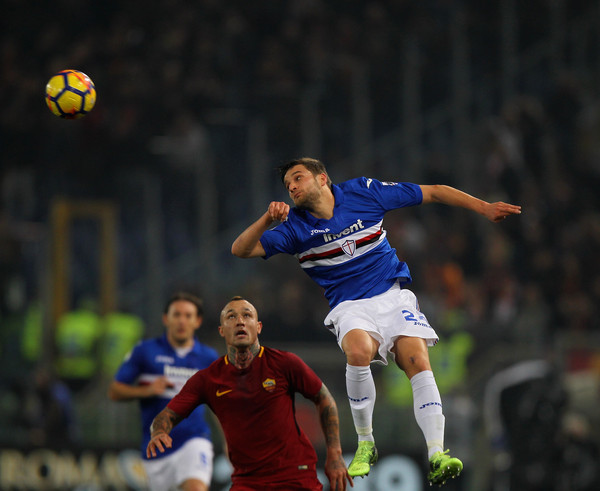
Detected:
left=114, top=334, right=219, bottom=459
left=260, top=177, right=423, bottom=308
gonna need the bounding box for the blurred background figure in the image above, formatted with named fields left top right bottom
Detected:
left=99, top=308, right=144, bottom=379
left=108, top=291, right=219, bottom=491
left=20, top=364, right=80, bottom=447
left=54, top=299, right=103, bottom=394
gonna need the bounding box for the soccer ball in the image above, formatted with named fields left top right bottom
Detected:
left=45, top=70, right=96, bottom=119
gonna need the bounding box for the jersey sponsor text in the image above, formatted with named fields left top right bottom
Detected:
left=323, top=219, right=364, bottom=243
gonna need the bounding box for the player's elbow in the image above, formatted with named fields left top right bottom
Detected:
left=231, top=240, right=258, bottom=258
left=107, top=382, right=124, bottom=401
left=420, top=184, right=444, bottom=204
left=231, top=242, right=247, bottom=258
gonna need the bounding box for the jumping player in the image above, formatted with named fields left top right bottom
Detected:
left=109, top=292, right=219, bottom=491
left=147, top=296, right=353, bottom=491
left=231, top=157, right=522, bottom=485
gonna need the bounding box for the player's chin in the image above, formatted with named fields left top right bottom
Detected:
left=232, top=337, right=250, bottom=347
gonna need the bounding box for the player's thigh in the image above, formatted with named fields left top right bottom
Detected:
left=173, top=438, right=214, bottom=488
left=144, top=438, right=213, bottom=491
left=143, top=456, right=174, bottom=491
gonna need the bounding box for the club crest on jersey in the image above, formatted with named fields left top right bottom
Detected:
left=262, top=378, right=276, bottom=392
left=341, top=239, right=356, bottom=256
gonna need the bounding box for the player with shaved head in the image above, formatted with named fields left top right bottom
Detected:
left=147, top=296, right=353, bottom=491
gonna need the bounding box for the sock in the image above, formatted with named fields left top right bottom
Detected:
left=346, top=364, right=376, bottom=443
left=411, top=370, right=445, bottom=459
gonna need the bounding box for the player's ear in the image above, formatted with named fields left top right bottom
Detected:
left=218, top=325, right=225, bottom=338
left=256, top=321, right=263, bottom=334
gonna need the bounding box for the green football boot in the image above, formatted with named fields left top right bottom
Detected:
left=348, top=441, right=378, bottom=477
left=428, top=450, right=463, bottom=486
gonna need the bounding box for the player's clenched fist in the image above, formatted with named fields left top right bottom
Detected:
left=267, top=201, right=290, bottom=222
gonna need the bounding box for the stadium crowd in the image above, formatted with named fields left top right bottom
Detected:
left=1, top=0, right=600, bottom=489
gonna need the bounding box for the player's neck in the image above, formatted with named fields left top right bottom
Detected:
left=166, top=334, right=195, bottom=350
left=228, top=342, right=261, bottom=369
left=307, top=190, right=335, bottom=220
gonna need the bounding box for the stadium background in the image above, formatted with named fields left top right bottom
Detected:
left=1, top=0, right=599, bottom=489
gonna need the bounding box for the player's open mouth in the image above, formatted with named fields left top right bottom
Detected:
left=235, top=329, right=247, bottom=337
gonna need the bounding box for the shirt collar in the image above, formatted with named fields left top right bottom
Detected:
left=160, top=333, right=198, bottom=354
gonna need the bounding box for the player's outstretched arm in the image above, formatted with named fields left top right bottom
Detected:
left=313, top=384, right=354, bottom=490
left=231, top=201, right=290, bottom=258
left=419, top=184, right=521, bottom=222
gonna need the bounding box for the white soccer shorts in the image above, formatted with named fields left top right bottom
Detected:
left=324, top=282, right=439, bottom=365
left=143, top=437, right=214, bottom=491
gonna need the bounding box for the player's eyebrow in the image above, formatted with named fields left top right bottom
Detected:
left=223, top=306, right=254, bottom=316
left=284, top=169, right=303, bottom=187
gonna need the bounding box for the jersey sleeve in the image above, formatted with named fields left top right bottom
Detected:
left=260, top=217, right=299, bottom=258
left=166, top=369, right=208, bottom=418
left=356, top=177, right=423, bottom=211
left=113, top=342, right=143, bottom=384
left=281, top=351, right=323, bottom=399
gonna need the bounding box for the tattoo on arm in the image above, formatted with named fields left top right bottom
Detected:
left=314, top=384, right=341, bottom=447
left=150, top=408, right=182, bottom=437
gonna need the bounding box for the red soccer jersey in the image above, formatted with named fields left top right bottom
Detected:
left=167, top=346, right=323, bottom=487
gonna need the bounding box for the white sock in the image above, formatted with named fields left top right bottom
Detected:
left=346, top=364, right=376, bottom=442
left=411, top=370, right=445, bottom=459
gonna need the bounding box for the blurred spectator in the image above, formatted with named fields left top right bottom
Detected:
left=99, top=309, right=144, bottom=378
left=484, top=359, right=568, bottom=491
left=54, top=299, right=103, bottom=393
left=21, top=364, right=80, bottom=446
left=554, top=412, right=600, bottom=491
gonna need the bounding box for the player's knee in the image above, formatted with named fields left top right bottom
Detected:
left=396, top=353, right=431, bottom=377
left=343, top=340, right=373, bottom=365
left=345, top=349, right=371, bottom=365
left=344, top=343, right=371, bottom=367
left=342, top=330, right=378, bottom=365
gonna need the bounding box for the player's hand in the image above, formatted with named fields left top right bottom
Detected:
left=267, top=201, right=290, bottom=222
left=148, top=376, right=175, bottom=396
left=146, top=432, right=172, bottom=458
left=325, top=453, right=354, bottom=490
left=485, top=201, right=522, bottom=222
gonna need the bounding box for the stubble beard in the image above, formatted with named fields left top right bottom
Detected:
left=295, top=187, right=321, bottom=212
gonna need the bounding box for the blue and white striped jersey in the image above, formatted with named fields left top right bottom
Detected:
left=114, top=334, right=219, bottom=459
left=260, top=177, right=423, bottom=308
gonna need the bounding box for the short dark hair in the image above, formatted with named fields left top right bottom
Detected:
left=163, top=291, right=203, bottom=316
left=277, top=157, right=332, bottom=187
